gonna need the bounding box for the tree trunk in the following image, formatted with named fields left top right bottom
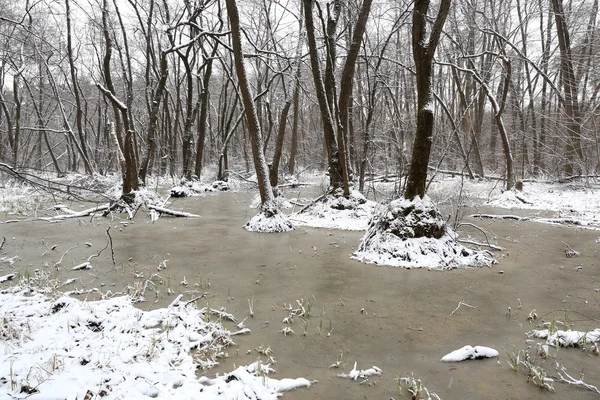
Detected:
left=225, top=0, right=274, bottom=206
left=551, top=0, right=583, bottom=175
left=288, top=71, right=301, bottom=175
left=303, top=0, right=344, bottom=191
left=336, top=0, right=373, bottom=196
left=99, top=0, right=138, bottom=200
left=66, top=0, right=93, bottom=175
left=404, top=0, right=451, bottom=200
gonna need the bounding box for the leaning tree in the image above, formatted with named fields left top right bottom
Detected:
left=225, top=0, right=293, bottom=233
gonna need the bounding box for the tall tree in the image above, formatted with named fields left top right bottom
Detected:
left=404, top=0, right=451, bottom=200
left=551, top=0, right=583, bottom=176
left=97, top=0, right=139, bottom=201
left=225, top=0, right=292, bottom=232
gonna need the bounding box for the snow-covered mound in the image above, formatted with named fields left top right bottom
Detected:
left=290, top=189, right=375, bottom=231
left=0, top=287, right=309, bottom=399
left=353, top=196, right=494, bottom=269
left=245, top=203, right=294, bottom=233
left=441, top=345, right=499, bottom=362
left=488, top=189, right=532, bottom=208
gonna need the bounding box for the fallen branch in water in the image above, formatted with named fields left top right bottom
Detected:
left=147, top=205, right=200, bottom=218
left=41, top=203, right=116, bottom=222
left=471, top=214, right=591, bottom=227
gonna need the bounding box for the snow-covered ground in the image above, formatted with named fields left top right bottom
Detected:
left=0, top=284, right=310, bottom=399
left=426, top=177, right=600, bottom=226
left=289, top=189, right=376, bottom=231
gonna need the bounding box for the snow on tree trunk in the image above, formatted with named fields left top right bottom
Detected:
left=353, top=196, right=494, bottom=269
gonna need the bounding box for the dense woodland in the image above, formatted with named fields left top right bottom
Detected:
left=0, top=0, right=599, bottom=199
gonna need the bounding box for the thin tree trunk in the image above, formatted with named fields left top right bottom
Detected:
left=225, top=0, right=274, bottom=206
left=303, top=0, right=344, bottom=191
left=66, top=0, right=92, bottom=174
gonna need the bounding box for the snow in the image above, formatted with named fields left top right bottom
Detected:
left=0, top=273, right=15, bottom=283
left=170, top=180, right=230, bottom=198
left=290, top=189, right=376, bottom=231
left=528, top=328, right=600, bottom=347
left=244, top=204, right=294, bottom=233
left=425, top=177, right=600, bottom=227
left=441, top=345, right=499, bottom=362
left=353, top=197, right=495, bottom=269
left=0, top=286, right=311, bottom=400
left=337, top=362, right=382, bottom=380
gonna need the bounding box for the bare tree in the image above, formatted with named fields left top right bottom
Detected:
left=225, top=0, right=292, bottom=231
left=403, top=0, right=451, bottom=200
left=551, top=0, right=584, bottom=176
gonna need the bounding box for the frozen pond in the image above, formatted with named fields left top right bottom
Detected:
left=1, top=187, right=600, bottom=399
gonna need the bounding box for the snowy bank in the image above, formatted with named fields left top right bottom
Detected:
left=0, top=287, right=310, bottom=399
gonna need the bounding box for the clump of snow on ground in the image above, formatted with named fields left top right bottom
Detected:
left=290, top=189, right=376, bottom=231
left=245, top=203, right=294, bottom=233
left=337, top=362, right=382, bottom=380
left=528, top=328, right=600, bottom=347
left=0, top=286, right=310, bottom=399
left=353, top=196, right=494, bottom=269
left=423, top=176, right=600, bottom=226
left=441, top=345, right=499, bottom=362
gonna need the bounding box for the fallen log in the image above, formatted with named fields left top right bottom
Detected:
left=40, top=203, right=114, bottom=221
left=147, top=205, right=200, bottom=218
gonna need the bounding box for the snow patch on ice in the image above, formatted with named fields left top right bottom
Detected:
left=290, top=189, right=375, bottom=231
left=441, top=345, right=499, bottom=362
left=0, top=286, right=310, bottom=399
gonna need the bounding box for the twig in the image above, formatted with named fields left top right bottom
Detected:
left=106, top=227, right=116, bottom=267
left=449, top=300, right=476, bottom=317
left=0, top=235, right=5, bottom=251
left=456, top=222, right=502, bottom=250
left=185, top=292, right=210, bottom=306
left=53, top=245, right=79, bottom=269
left=555, top=363, right=600, bottom=395
left=458, top=238, right=503, bottom=251
left=87, top=238, right=109, bottom=262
